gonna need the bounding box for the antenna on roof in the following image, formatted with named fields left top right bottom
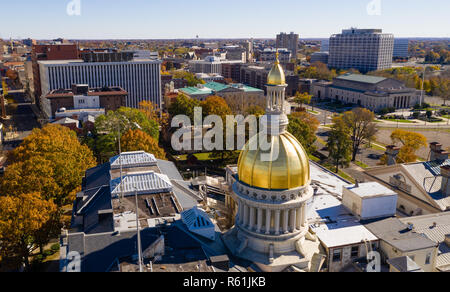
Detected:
left=118, top=123, right=124, bottom=207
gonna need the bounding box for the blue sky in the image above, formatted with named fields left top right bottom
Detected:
left=1, top=0, right=449, bottom=39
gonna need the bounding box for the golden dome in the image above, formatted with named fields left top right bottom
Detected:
left=237, top=132, right=310, bottom=190
left=267, top=52, right=286, bottom=86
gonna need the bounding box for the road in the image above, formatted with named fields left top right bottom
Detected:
left=1, top=89, right=40, bottom=152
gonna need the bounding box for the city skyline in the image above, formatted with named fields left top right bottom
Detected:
left=1, top=0, right=450, bottom=40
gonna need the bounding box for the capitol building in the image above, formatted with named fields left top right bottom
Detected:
left=224, top=53, right=321, bottom=272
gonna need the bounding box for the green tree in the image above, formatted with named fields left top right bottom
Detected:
left=288, top=112, right=320, bottom=154
left=168, top=94, right=201, bottom=120
left=245, top=105, right=265, bottom=117
left=293, top=92, right=312, bottom=110
left=95, top=107, right=159, bottom=140
left=342, top=108, right=378, bottom=162
left=172, top=71, right=205, bottom=86
left=327, top=116, right=352, bottom=173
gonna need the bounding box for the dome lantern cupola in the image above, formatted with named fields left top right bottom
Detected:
left=267, top=51, right=286, bottom=86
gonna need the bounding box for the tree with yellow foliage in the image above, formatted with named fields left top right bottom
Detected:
left=0, top=193, right=57, bottom=271
left=3, top=124, right=96, bottom=207
left=121, top=129, right=166, bottom=160
left=391, top=129, right=427, bottom=163
left=380, top=130, right=428, bottom=164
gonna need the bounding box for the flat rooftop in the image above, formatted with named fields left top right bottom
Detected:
left=345, top=182, right=397, bottom=198
left=335, top=74, right=387, bottom=84
left=306, top=193, right=378, bottom=248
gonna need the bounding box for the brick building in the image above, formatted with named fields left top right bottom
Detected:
left=32, top=43, right=79, bottom=104
left=42, top=84, right=127, bottom=119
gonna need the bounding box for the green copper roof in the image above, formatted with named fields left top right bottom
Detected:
left=179, top=86, right=213, bottom=96
left=180, top=82, right=263, bottom=96
left=204, top=82, right=229, bottom=92
left=336, top=74, right=387, bottom=84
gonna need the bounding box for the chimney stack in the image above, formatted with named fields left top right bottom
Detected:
left=385, top=145, right=400, bottom=166
left=430, top=142, right=449, bottom=161
left=440, top=165, right=450, bottom=197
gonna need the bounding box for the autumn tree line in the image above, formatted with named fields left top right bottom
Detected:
left=0, top=101, right=167, bottom=271
left=326, top=108, right=428, bottom=173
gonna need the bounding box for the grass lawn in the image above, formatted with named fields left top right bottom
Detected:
left=308, top=109, right=320, bottom=115
left=309, top=154, right=321, bottom=163
left=380, top=119, right=416, bottom=124
left=370, top=143, right=386, bottom=151
left=338, top=171, right=356, bottom=184
left=355, top=161, right=369, bottom=168
left=175, top=152, right=214, bottom=161
left=317, top=137, right=327, bottom=146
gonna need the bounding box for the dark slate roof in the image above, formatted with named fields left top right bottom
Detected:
left=67, top=228, right=160, bottom=272
left=71, top=163, right=114, bottom=234
left=387, top=256, right=424, bottom=272
left=364, top=218, right=438, bottom=252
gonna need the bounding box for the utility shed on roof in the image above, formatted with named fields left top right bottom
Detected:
left=343, top=182, right=398, bottom=220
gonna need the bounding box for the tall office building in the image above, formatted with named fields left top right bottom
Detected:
left=328, top=28, right=394, bottom=73
left=393, top=39, right=410, bottom=59
left=38, top=59, right=162, bottom=109
left=276, top=32, right=299, bottom=60
left=320, top=39, right=329, bottom=52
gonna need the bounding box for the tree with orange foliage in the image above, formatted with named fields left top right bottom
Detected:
left=201, top=96, right=232, bottom=121
left=139, top=100, right=169, bottom=128
left=121, top=129, right=166, bottom=160
left=0, top=193, right=58, bottom=271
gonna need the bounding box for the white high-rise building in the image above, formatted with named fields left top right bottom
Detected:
left=328, top=28, right=394, bottom=73
left=38, top=59, right=162, bottom=108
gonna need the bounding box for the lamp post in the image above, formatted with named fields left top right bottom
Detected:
left=134, top=186, right=143, bottom=273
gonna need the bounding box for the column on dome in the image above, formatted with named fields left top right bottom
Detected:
left=274, top=210, right=281, bottom=235
left=296, top=207, right=302, bottom=230
left=249, top=207, right=256, bottom=230
left=283, top=210, right=289, bottom=234
left=238, top=201, right=244, bottom=225
left=265, top=209, right=272, bottom=234
left=256, top=208, right=263, bottom=233
left=301, top=204, right=307, bottom=227
left=243, top=203, right=249, bottom=227
left=278, top=91, right=282, bottom=111
left=290, top=208, right=297, bottom=232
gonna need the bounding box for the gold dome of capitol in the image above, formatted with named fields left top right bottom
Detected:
left=267, top=52, right=286, bottom=86
left=237, top=51, right=310, bottom=190
left=237, top=132, right=311, bottom=190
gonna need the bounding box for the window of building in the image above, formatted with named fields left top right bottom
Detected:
left=332, top=249, right=342, bottom=263
left=351, top=246, right=360, bottom=258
